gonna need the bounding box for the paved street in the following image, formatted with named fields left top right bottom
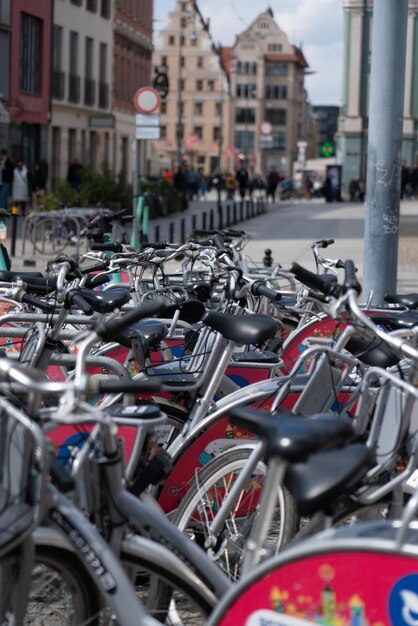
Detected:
left=8, top=193, right=418, bottom=293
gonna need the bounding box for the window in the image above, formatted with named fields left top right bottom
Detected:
left=86, top=0, right=97, bottom=12
left=266, top=62, right=288, bottom=76
left=207, top=80, right=214, bottom=91
left=234, top=131, right=254, bottom=151
left=100, top=0, right=111, bottom=18
left=180, top=56, right=185, bottom=67
left=196, top=79, right=203, bottom=91
left=190, top=36, right=198, bottom=46
left=236, top=61, right=257, bottom=75
left=20, top=13, right=41, bottom=94
left=70, top=0, right=82, bottom=5
left=180, top=35, right=185, bottom=46
left=215, top=102, right=222, bottom=116
left=52, top=25, right=64, bottom=99
left=268, top=43, right=282, bottom=53
left=68, top=31, right=80, bottom=102
left=194, top=102, right=203, bottom=115
left=272, top=132, right=286, bottom=150
left=213, top=127, right=220, bottom=142
left=180, top=79, right=185, bottom=90
left=265, top=85, right=288, bottom=100
left=265, top=108, right=287, bottom=125
left=193, top=126, right=203, bottom=139
left=236, top=84, right=256, bottom=98
left=99, top=42, right=108, bottom=107
left=68, top=128, right=77, bottom=164
left=160, top=125, right=167, bottom=139
left=161, top=55, right=167, bottom=66
left=235, top=107, right=256, bottom=124
left=84, top=37, right=95, bottom=106
left=168, top=35, right=175, bottom=45
left=160, top=101, right=167, bottom=114
left=180, top=17, right=187, bottom=27
left=197, top=56, right=203, bottom=68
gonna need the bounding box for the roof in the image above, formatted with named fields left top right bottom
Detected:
left=219, top=46, right=233, bottom=77
left=265, top=45, right=309, bottom=69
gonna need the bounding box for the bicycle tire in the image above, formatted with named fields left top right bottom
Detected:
left=120, top=543, right=214, bottom=625
left=0, top=546, right=102, bottom=625
left=172, top=447, right=298, bottom=581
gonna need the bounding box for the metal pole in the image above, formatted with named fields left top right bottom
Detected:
left=363, top=0, right=408, bottom=303
left=176, top=14, right=184, bottom=169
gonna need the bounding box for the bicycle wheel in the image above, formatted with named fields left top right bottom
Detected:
left=121, top=546, right=214, bottom=625
left=172, top=447, right=298, bottom=582
left=0, top=546, right=101, bottom=625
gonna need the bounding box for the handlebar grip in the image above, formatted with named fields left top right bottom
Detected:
left=343, top=260, right=362, bottom=294
left=94, top=297, right=167, bottom=341
left=80, top=261, right=109, bottom=274
left=315, top=239, right=334, bottom=249
left=143, top=242, right=168, bottom=250
left=67, top=290, right=93, bottom=315
left=290, top=262, right=337, bottom=296
left=212, top=234, right=227, bottom=254
left=91, top=242, right=123, bottom=253
left=251, top=280, right=282, bottom=302
left=97, top=378, right=163, bottom=394
left=22, top=293, right=54, bottom=313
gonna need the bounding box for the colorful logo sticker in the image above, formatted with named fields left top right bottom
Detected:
left=389, top=574, right=418, bottom=626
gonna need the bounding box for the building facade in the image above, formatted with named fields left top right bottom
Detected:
left=337, top=0, right=418, bottom=194
left=230, top=9, right=309, bottom=177
left=8, top=0, right=52, bottom=166
left=152, top=0, right=230, bottom=174
left=50, top=0, right=113, bottom=190
left=0, top=0, right=11, bottom=147
left=113, top=0, right=153, bottom=183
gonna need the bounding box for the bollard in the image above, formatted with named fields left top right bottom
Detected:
left=192, top=214, right=197, bottom=233
left=233, top=203, right=237, bottom=224
left=169, top=221, right=175, bottom=242
left=10, top=205, right=19, bottom=257
left=209, top=209, right=214, bottom=230
left=202, top=211, right=207, bottom=230
left=180, top=218, right=186, bottom=243
left=154, top=225, right=160, bottom=242
left=226, top=204, right=231, bottom=227
left=218, top=205, right=223, bottom=230
left=246, top=200, right=250, bottom=219
left=240, top=201, right=244, bottom=222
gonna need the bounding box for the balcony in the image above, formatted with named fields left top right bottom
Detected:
left=98, top=82, right=109, bottom=108
left=52, top=70, right=65, bottom=100
left=68, top=74, right=80, bottom=103
left=84, top=78, right=96, bottom=107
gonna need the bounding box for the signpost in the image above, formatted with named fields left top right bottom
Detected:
left=132, top=87, right=161, bottom=249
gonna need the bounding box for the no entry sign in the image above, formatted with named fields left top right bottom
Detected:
left=133, top=87, right=161, bottom=114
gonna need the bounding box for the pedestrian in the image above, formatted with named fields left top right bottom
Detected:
left=12, top=160, right=30, bottom=215
left=401, top=160, right=410, bottom=200
left=67, top=156, right=83, bottom=192
left=235, top=163, right=249, bottom=200
left=174, top=163, right=188, bottom=210
left=29, top=161, right=47, bottom=209
left=266, top=169, right=280, bottom=202
left=408, top=164, right=418, bottom=199
left=0, top=149, right=14, bottom=210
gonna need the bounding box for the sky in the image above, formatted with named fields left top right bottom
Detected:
left=153, top=0, right=344, bottom=106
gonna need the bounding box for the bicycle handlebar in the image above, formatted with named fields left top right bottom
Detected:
left=250, top=280, right=282, bottom=303
left=94, top=297, right=167, bottom=342
left=290, top=262, right=339, bottom=296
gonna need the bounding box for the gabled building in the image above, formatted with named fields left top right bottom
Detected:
left=152, top=0, right=230, bottom=174
left=230, top=8, right=309, bottom=177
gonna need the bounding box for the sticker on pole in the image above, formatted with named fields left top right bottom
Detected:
left=133, top=87, right=161, bottom=114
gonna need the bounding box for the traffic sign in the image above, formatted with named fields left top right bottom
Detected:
left=153, top=69, right=169, bottom=99
left=260, top=121, right=273, bottom=136
left=135, top=113, right=160, bottom=126
left=320, top=141, right=335, bottom=158
left=136, top=126, right=161, bottom=140
left=133, top=87, right=160, bottom=114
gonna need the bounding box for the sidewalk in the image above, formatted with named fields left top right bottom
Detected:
left=7, top=195, right=418, bottom=293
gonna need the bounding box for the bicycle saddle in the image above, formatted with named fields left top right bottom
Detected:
left=284, top=443, right=375, bottom=516
left=203, top=311, right=279, bottom=346
left=115, top=319, right=168, bottom=349
left=165, top=299, right=206, bottom=324
left=384, top=292, right=418, bottom=309
left=370, top=309, right=418, bottom=329
left=229, top=406, right=353, bottom=463
left=80, top=287, right=130, bottom=314
left=346, top=335, right=399, bottom=368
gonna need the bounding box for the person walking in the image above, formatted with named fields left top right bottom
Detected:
left=266, top=169, right=280, bottom=203
left=67, top=156, right=83, bottom=192
left=29, top=161, right=47, bottom=209
left=12, top=160, right=30, bottom=215
left=235, top=163, right=249, bottom=200
left=0, top=149, right=14, bottom=210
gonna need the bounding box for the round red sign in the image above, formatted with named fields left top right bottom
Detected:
left=133, top=87, right=160, bottom=114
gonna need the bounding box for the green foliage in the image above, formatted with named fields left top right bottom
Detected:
left=140, top=177, right=187, bottom=217
left=36, top=193, right=61, bottom=212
